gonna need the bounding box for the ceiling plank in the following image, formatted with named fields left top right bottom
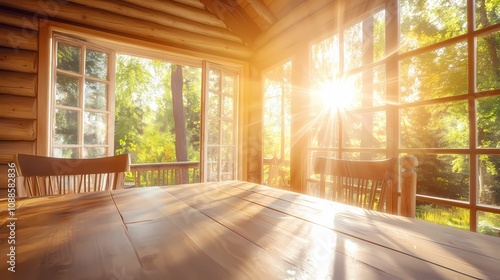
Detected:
left=172, top=0, right=207, bottom=10
left=245, top=0, right=276, bottom=26
left=67, top=0, right=242, bottom=43
left=199, top=0, right=261, bottom=46
left=0, top=0, right=252, bottom=60
left=254, top=0, right=333, bottom=50
left=121, top=0, right=228, bottom=28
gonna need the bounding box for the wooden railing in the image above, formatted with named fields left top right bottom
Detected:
left=126, top=161, right=200, bottom=187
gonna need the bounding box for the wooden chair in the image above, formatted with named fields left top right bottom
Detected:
left=15, top=154, right=130, bottom=197
left=313, top=157, right=397, bottom=213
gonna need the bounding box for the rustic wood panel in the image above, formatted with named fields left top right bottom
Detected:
left=0, top=46, right=37, bottom=73
left=0, top=191, right=146, bottom=278
left=0, top=24, right=38, bottom=51
left=122, top=0, right=227, bottom=28
left=0, top=164, right=9, bottom=188
left=0, top=70, right=37, bottom=97
left=67, top=0, right=242, bottom=43
left=0, top=0, right=252, bottom=60
left=0, top=118, right=36, bottom=141
left=0, top=141, right=35, bottom=164
left=0, top=7, right=38, bottom=30
left=0, top=95, right=36, bottom=119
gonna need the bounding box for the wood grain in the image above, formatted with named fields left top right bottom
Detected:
left=0, top=192, right=145, bottom=279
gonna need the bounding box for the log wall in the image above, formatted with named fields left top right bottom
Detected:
left=0, top=9, right=38, bottom=193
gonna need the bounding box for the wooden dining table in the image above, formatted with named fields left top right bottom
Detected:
left=0, top=180, right=499, bottom=279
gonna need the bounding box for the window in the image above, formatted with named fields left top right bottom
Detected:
left=302, top=0, right=500, bottom=234
left=202, top=62, right=239, bottom=182
left=42, top=22, right=241, bottom=182
left=307, top=10, right=387, bottom=195
left=53, top=35, right=114, bottom=158
left=262, top=61, right=292, bottom=189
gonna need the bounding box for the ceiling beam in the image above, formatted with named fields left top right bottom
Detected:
left=200, top=0, right=260, bottom=46
left=0, top=0, right=252, bottom=60
left=67, top=0, right=242, bottom=43
left=121, top=0, right=228, bottom=28
left=246, top=0, right=276, bottom=26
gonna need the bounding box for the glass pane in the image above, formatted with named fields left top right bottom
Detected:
left=57, top=42, right=81, bottom=73
left=344, top=22, right=362, bottom=71
left=478, top=211, right=500, bottom=237
left=415, top=154, right=469, bottom=201
left=208, top=119, right=220, bottom=144
left=207, top=146, right=219, bottom=182
left=222, top=96, right=233, bottom=119
left=400, top=101, right=469, bottom=148
left=477, top=96, right=500, bottom=148
left=373, top=65, right=386, bottom=107
left=400, top=42, right=468, bottom=103
left=84, top=147, right=107, bottom=158
left=476, top=31, right=500, bottom=92
left=56, top=74, right=79, bottom=107
left=223, top=74, right=235, bottom=95
left=55, top=109, right=78, bottom=145
left=311, top=34, right=339, bottom=79
left=208, top=91, right=220, bottom=117
left=311, top=115, right=339, bottom=148
left=399, top=0, right=467, bottom=52
left=373, top=10, right=386, bottom=62
left=85, top=80, right=107, bottom=110
left=342, top=111, right=386, bottom=148
left=221, top=121, right=233, bottom=145
left=53, top=147, right=79, bottom=159
left=478, top=155, right=500, bottom=207
left=416, top=203, right=470, bottom=231
left=209, top=69, right=221, bottom=91
left=85, top=49, right=108, bottom=79
left=221, top=146, right=234, bottom=180
left=476, top=0, right=500, bottom=29
left=84, top=112, right=107, bottom=144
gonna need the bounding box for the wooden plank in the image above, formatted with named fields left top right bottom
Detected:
left=0, top=95, right=36, bottom=119
left=0, top=7, right=38, bottom=30
left=200, top=0, right=261, bottom=45
left=0, top=141, right=35, bottom=164
left=162, top=182, right=500, bottom=279
left=164, top=184, right=473, bottom=279
left=0, top=197, right=27, bottom=228
left=111, top=187, right=311, bottom=279
left=0, top=71, right=37, bottom=97
left=0, top=24, right=38, bottom=51
left=67, top=0, right=242, bottom=43
left=0, top=192, right=146, bottom=279
left=0, top=47, right=37, bottom=73
left=0, top=118, right=36, bottom=141
left=224, top=182, right=500, bottom=279
left=121, top=0, right=227, bottom=28
left=234, top=181, right=500, bottom=257
left=0, top=0, right=252, bottom=60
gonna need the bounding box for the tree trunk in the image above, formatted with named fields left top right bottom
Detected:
left=171, top=64, right=188, bottom=183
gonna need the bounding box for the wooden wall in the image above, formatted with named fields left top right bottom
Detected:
left=0, top=9, right=37, bottom=194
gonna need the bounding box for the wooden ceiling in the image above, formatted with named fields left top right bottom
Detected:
left=0, top=0, right=330, bottom=60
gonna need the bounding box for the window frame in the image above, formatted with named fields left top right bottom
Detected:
left=51, top=34, right=116, bottom=158
left=38, top=21, right=246, bottom=181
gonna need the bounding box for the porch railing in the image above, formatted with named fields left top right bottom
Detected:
left=126, top=161, right=200, bottom=187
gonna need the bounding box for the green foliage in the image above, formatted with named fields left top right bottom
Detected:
left=114, top=55, right=201, bottom=164
left=417, top=204, right=500, bottom=237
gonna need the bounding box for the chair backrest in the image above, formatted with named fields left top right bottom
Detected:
left=313, top=157, right=397, bottom=213
left=16, top=154, right=130, bottom=197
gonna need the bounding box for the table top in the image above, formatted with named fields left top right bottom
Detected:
left=1, top=180, right=499, bottom=279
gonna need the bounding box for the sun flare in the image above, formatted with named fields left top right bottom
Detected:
left=317, top=78, right=358, bottom=113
